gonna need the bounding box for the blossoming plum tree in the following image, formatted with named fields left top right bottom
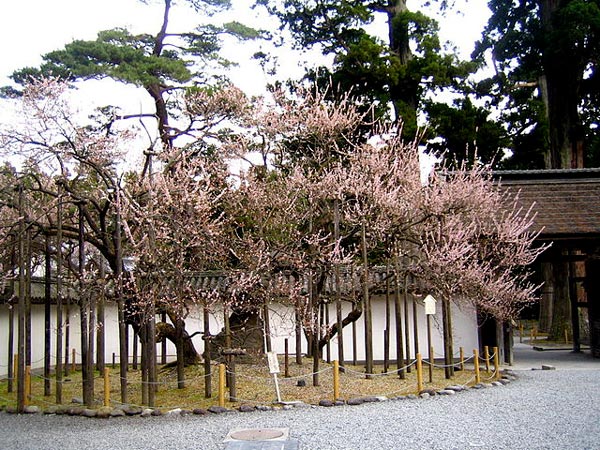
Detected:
left=1, top=77, right=546, bottom=406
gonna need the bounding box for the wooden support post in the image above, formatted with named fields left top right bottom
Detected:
left=218, top=363, right=226, bottom=407
left=104, top=368, right=110, bottom=407
left=493, top=346, right=500, bottom=381
left=16, top=185, right=26, bottom=413
left=416, top=353, right=423, bottom=393
left=325, top=303, right=331, bottom=364
left=403, top=275, right=411, bottom=374
left=284, top=339, right=290, bottom=378
left=28, top=366, right=32, bottom=403
left=484, top=346, right=490, bottom=374
left=203, top=342, right=212, bottom=399
left=55, top=193, right=63, bottom=405
left=132, top=333, right=138, bottom=370
left=460, top=347, right=464, bottom=372
left=263, top=303, right=272, bottom=353
left=204, top=339, right=212, bottom=399
left=295, top=309, right=302, bottom=365
left=13, top=354, right=18, bottom=384
left=383, top=329, right=389, bottom=374
left=203, top=305, right=212, bottom=399
left=7, top=239, right=15, bottom=394
left=428, top=346, right=434, bottom=383
left=228, top=357, right=236, bottom=402
left=333, top=199, right=344, bottom=368
left=352, top=320, right=357, bottom=366
left=393, top=257, right=405, bottom=380
left=333, top=360, right=340, bottom=401
left=112, top=352, right=116, bottom=369
left=221, top=348, right=246, bottom=402
left=426, top=313, right=433, bottom=383
left=24, top=365, right=31, bottom=406
left=361, top=223, right=373, bottom=377
left=474, top=349, right=481, bottom=384
left=72, top=349, right=76, bottom=372
left=44, top=237, right=52, bottom=398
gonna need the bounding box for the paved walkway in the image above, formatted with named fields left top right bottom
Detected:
left=1, top=344, right=599, bottom=450
left=511, top=342, right=600, bottom=370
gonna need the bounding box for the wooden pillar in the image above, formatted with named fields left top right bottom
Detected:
left=568, top=251, right=581, bottom=352
left=586, top=258, right=600, bottom=358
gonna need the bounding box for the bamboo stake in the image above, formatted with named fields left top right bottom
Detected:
left=493, top=346, right=500, bottom=381
left=218, top=363, right=226, bottom=407
left=474, top=349, right=481, bottom=384
left=416, top=353, right=423, bottom=393
left=333, top=360, right=340, bottom=401
left=104, top=368, right=111, bottom=407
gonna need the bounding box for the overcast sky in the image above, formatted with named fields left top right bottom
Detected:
left=0, top=0, right=491, bottom=175
left=1, top=0, right=196, bottom=81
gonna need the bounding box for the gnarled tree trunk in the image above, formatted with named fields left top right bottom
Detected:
left=155, top=321, right=201, bottom=366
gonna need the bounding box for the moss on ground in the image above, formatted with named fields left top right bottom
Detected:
left=0, top=357, right=488, bottom=411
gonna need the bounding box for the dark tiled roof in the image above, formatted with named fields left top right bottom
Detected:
left=2, top=268, right=416, bottom=304
left=495, top=169, right=600, bottom=238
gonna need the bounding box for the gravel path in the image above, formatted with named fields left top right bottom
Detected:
left=1, top=369, right=600, bottom=450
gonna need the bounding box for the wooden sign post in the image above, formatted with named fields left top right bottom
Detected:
left=424, top=295, right=437, bottom=383
left=267, top=351, right=282, bottom=403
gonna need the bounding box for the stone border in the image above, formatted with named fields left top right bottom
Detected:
left=0, top=371, right=517, bottom=418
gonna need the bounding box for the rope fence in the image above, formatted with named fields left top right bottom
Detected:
left=1, top=346, right=506, bottom=412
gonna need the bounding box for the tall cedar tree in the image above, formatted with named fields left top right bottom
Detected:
left=473, top=0, right=600, bottom=169
left=257, top=0, right=477, bottom=141
left=472, top=0, right=600, bottom=341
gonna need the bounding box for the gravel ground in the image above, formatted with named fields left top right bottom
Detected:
left=1, top=369, right=600, bottom=450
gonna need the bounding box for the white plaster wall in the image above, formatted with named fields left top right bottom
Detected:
left=0, top=301, right=228, bottom=377
left=0, top=295, right=478, bottom=376
left=267, top=295, right=479, bottom=363
left=0, top=303, right=139, bottom=377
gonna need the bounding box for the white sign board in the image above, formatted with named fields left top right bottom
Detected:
left=424, top=294, right=437, bottom=315
left=267, top=351, right=280, bottom=374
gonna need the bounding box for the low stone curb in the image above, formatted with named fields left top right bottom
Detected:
left=0, top=371, right=517, bottom=418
